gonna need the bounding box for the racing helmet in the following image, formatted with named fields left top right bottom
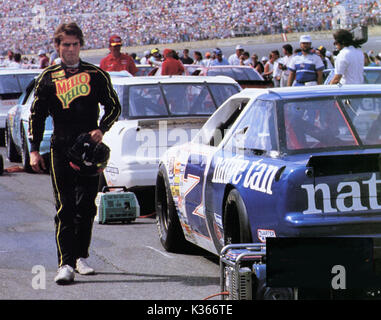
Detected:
left=68, top=133, right=110, bottom=176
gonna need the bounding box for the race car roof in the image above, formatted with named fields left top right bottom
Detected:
left=234, top=84, right=381, bottom=101
left=109, top=75, right=239, bottom=86
left=0, top=68, right=43, bottom=75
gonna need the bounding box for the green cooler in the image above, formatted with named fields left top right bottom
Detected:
left=95, top=186, right=140, bottom=224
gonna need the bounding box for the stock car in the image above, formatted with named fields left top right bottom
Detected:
left=135, top=64, right=156, bottom=76
left=101, top=75, right=241, bottom=211
left=4, top=71, right=131, bottom=172
left=151, top=64, right=273, bottom=89
left=5, top=78, right=52, bottom=172
left=0, top=68, right=43, bottom=144
left=323, top=66, right=381, bottom=85
left=186, top=65, right=274, bottom=88
left=156, top=84, right=381, bottom=257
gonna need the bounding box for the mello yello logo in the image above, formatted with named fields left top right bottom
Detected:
left=55, top=72, right=91, bottom=109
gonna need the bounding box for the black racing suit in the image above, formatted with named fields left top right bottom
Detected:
left=29, top=60, right=121, bottom=268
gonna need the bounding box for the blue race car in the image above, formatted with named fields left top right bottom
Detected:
left=5, top=78, right=53, bottom=172
left=156, top=84, right=381, bottom=256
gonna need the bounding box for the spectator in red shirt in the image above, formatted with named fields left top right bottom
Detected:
left=100, top=35, right=138, bottom=75
left=161, top=48, right=185, bottom=76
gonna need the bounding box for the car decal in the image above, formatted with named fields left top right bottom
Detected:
left=166, top=144, right=218, bottom=248
left=192, top=203, right=205, bottom=218
left=257, top=229, right=276, bottom=243
left=211, top=156, right=279, bottom=195
left=182, top=174, right=200, bottom=198
left=301, top=173, right=381, bottom=214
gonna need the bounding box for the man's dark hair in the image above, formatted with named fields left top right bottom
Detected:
left=54, top=22, right=84, bottom=47
left=283, top=44, right=293, bottom=55
left=334, top=29, right=361, bottom=48
left=270, top=50, right=280, bottom=59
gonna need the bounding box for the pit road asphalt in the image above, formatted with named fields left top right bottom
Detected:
left=0, top=147, right=221, bottom=301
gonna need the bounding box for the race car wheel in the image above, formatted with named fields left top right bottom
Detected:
left=156, top=165, right=189, bottom=253
left=21, top=129, right=33, bottom=173
left=5, top=124, right=21, bottom=163
left=223, top=189, right=252, bottom=245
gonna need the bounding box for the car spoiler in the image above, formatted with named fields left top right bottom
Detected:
left=306, top=153, right=381, bottom=177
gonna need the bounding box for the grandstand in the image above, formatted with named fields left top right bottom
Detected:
left=0, top=0, right=379, bottom=55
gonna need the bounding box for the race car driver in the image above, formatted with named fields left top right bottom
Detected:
left=28, top=22, right=121, bottom=285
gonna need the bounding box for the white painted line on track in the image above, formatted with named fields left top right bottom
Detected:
left=145, top=246, right=173, bottom=258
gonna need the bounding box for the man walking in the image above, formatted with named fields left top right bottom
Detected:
left=29, top=22, right=121, bottom=285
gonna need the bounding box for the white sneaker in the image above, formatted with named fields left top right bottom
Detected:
left=54, top=265, right=75, bottom=285
left=76, top=258, right=95, bottom=275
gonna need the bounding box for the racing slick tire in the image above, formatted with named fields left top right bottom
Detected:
left=223, top=189, right=253, bottom=246
left=5, top=124, right=21, bottom=163
left=155, top=165, right=189, bottom=253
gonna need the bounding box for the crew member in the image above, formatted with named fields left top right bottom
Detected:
left=330, top=29, right=364, bottom=85
left=100, top=35, right=138, bottom=75
left=287, top=35, right=324, bottom=86
left=161, top=48, right=185, bottom=75
left=28, top=22, right=121, bottom=285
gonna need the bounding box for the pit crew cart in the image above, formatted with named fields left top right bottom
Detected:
left=220, top=239, right=380, bottom=300
left=220, top=243, right=295, bottom=300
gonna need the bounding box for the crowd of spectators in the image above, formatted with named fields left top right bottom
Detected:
left=0, top=0, right=380, bottom=55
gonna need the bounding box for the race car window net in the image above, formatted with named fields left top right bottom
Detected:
left=283, top=95, right=381, bottom=151
left=116, top=83, right=239, bottom=119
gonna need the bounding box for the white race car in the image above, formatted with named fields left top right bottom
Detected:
left=101, top=75, right=241, bottom=212
left=0, top=68, right=42, bottom=144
